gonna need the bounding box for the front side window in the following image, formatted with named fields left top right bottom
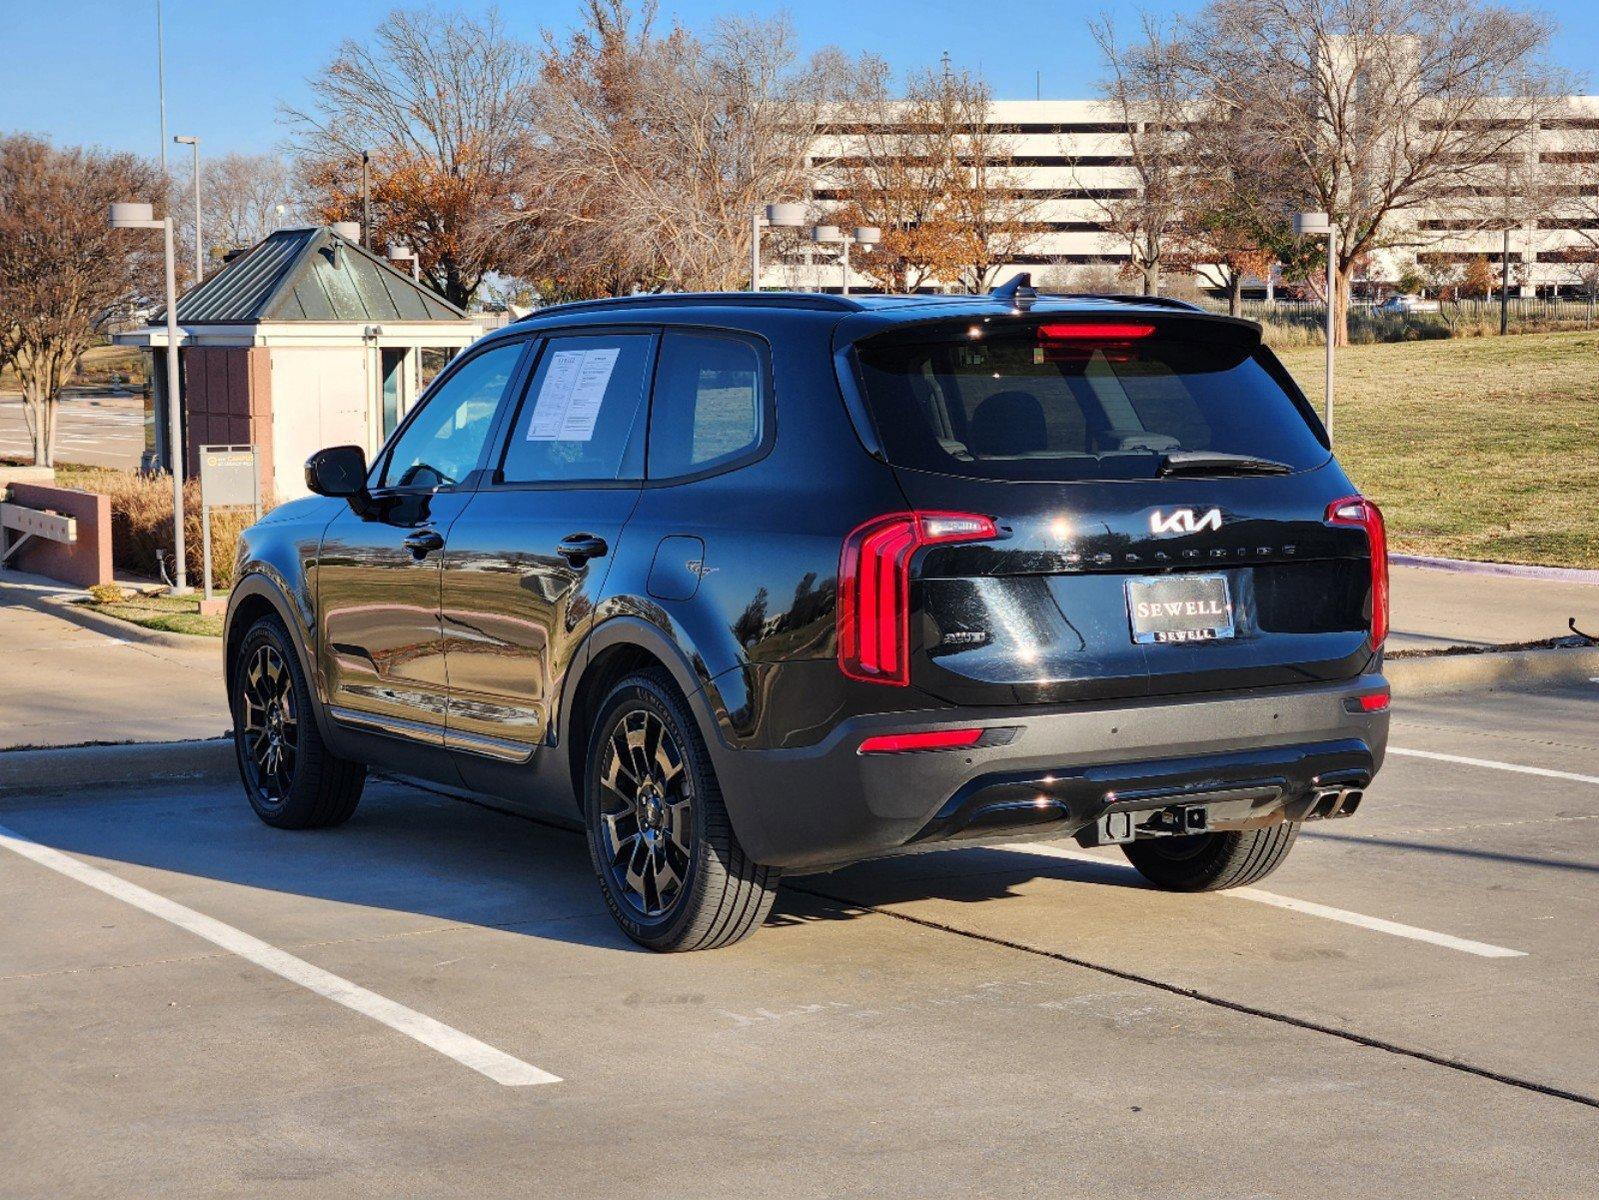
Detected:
left=497, top=334, right=653, bottom=483
left=648, top=332, right=764, bottom=479
left=381, top=340, right=524, bottom=489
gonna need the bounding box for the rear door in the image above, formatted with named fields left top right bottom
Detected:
left=438, top=330, right=655, bottom=762
left=845, top=312, right=1380, bottom=705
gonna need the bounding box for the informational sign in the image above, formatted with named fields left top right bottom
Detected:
left=198, top=444, right=261, bottom=600
left=199, top=446, right=259, bottom=509
left=525, top=347, right=619, bottom=442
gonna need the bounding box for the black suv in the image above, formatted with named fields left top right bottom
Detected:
left=226, top=286, right=1390, bottom=951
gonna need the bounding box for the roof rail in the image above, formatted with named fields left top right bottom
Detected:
left=1049, top=292, right=1206, bottom=312
left=517, top=291, right=864, bottom=322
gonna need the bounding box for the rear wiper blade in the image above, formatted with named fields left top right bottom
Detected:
left=1157, top=451, right=1294, bottom=477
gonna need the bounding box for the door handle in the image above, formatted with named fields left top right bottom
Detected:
left=556, top=533, right=608, bottom=565
left=403, top=528, right=445, bottom=559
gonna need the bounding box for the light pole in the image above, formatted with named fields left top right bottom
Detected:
left=751, top=203, right=806, bottom=291
left=110, top=201, right=189, bottom=593
left=174, top=135, right=202, bottom=283
left=1294, top=211, right=1337, bottom=440
left=810, top=224, right=881, bottom=296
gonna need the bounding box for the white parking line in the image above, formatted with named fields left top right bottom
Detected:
left=0, top=824, right=562, bottom=1087
left=1389, top=746, right=1599, bottom=787
left=995, top=842, right=1527, bottom=958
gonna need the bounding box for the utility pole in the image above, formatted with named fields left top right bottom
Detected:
left=1500, top=227, right=1512, bottom=336
left=360, top=151, right=372, bottom=251
left=155, top=0, right=168, bottom=172
left=175, top=135, right=202, bottom=283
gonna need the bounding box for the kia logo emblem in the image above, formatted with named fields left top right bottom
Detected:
left=1149, top=508, right=1223, bottom=535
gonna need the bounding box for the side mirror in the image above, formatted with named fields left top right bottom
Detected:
left=305, top=445, right=369, bottom=503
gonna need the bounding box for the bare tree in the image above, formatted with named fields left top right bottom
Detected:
left=1538, top=104, right=1599, bottom=298
left=529, top=0, right=831, bottom=296
left=1085, top=14, right=1200, bottom=297
left=0, top=136, right=163, bottom=467
left=1184, top=0, right=1564, bottom=344
left=283, top=7, right=541, bottom=307
left=939, top=70, right=1044, bottom=291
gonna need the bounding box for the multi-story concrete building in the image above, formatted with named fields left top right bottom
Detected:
left=768, top=98, right=1599, bottom=297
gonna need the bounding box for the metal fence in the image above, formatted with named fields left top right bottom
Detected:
left=1202, top=297, right=1599, bottom=328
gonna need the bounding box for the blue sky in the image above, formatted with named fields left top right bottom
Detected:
left=2, top=0, right=1593, bottom=160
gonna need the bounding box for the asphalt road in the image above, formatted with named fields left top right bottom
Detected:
left=2, top=682, right=1597, bottom=1197
left=0, top=390, right=144, bottom=470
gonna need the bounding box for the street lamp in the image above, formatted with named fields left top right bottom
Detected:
left=109, top=201, right=188, bottom=593
left=174, top=135, right=202, bottom=283
left=810, top=224, right=881, bottom=296
left=1293, top=211, right=1337, bottom=439
left=752, top=203, right=807, bottom=291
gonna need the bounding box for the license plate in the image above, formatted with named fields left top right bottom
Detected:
left=1126, top=574, right=1235, bottom=645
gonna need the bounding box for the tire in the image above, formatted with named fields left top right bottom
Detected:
left=1121, top=822, right=1299, bottom=892
left=583, top=668, right=779, bottom=952
left=231, top=614, right=365, bottom=829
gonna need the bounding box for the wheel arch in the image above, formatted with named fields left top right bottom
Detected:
left=225, top=572, right=333, bottom=741
left=560, top=615, right=738, bottom=812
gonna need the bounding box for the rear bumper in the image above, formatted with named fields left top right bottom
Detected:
left=709, top=675, right=1389, bottom=870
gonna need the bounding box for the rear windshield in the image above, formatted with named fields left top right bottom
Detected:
left=851, top=317, right=1329, bottom=482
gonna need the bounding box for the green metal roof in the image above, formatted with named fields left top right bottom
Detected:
left=169, top=227, right=468, bottom=324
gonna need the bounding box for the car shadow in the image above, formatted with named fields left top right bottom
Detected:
left=1, top=775, right=1171, bottom=953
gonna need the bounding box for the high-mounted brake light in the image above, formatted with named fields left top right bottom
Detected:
left=1036, top=322, right=1156, bottom=341
left=1326, top=496, right=1389, bottom=648
left=858, top=728, right=985, bottom=755
left=838, top=510, right=998, bottom=686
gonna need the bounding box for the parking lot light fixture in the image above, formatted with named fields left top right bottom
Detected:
left=174, top=135, right=202, bottom=284
left=751, top=202, right=807, bottom=291
left=811, top=225, right=879, bottom=296
left=109, top=201, right=189, bottom=593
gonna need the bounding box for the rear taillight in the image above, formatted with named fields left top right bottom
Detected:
left=838, top=510, right=997, bottom=686
left=858, top=728, right=985, bottom=755
left=1327, top=496, right=1388, bottom=648
left=1036, top=322, right=1155, bottom=364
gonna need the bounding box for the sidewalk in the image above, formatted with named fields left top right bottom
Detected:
left=0, top=571, right=229, bottom=750
left=1, top=559, right=1593, bottom=752
left=1388, top=561, right=1598, bottom=653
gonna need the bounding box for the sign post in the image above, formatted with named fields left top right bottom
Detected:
left=197, top=445, right=260, bottom=600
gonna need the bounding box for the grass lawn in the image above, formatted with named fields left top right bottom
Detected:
left=1276, top=330, right=1599, bottom=569
left=0, top=343, right=144, bottom=391
left=76, top=592, right=222, bottom=638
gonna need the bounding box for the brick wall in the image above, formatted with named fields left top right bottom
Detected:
left=183, top=346, right=274, bottom=501
left=3, top=483, right=113, bottom=588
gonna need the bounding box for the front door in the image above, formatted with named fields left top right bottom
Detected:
left=319, top=337, right=529, bottom=742
left=439, top=331, right=657, bottom=762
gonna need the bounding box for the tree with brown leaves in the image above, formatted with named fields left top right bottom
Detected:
left=0, top=136, right=164, bottom=466
left=284, top=7, right=541, bottom=307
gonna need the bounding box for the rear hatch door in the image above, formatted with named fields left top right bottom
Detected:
left=844, top=310, right=1378, bottom=706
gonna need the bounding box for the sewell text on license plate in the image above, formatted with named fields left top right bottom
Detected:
left=1126, top=574, right=1236, bottom=645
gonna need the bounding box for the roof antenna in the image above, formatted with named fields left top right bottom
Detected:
left=990, top=272, right=1037, bottom=310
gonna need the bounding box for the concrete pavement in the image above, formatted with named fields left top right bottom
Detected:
left=2, top=679, right=1597, bottom=1197
left=1388, top=560, right=1599, bottom=652
left=0, top=388, right=144, bottom=471
left=0, top=574, right=229, bottom=749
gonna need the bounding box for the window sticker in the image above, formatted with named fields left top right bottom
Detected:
left=525, top=347, right=620, bottom=442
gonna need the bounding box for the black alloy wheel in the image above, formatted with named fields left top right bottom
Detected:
left=595, top=706, right=695, bottom=919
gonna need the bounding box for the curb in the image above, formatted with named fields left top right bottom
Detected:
left=38, top=591, right=220, bottom=650
left=1391, top=554, right=1599, bottom=586
left=0, top=738, right=235, bottom=799
left=1387, top=645, right=1599, bottom=696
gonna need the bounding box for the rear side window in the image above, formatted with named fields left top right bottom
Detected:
left=852, top=317, right=1329, bottom=482
left=497, top=334, right=653, bottom=483
left=648, top=331, right=763, bottom=479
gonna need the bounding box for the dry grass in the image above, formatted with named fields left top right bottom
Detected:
left=0, top=343, right=144, bottom=391
left=1276, top=330, right=1599, bottom=568
left=53, top=464, right=268, bottom=587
